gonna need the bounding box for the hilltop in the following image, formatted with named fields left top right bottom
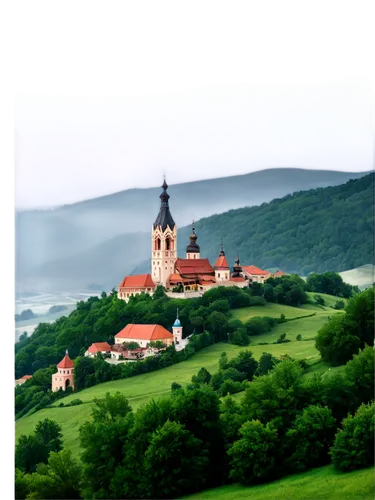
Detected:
left=16, top=168, right=368, bottom=292
left=20, top=172, right=373, bottom=291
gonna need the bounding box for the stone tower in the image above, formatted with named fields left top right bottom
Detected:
left=214, top=242, right=230, bottom=282
left=52, top=349, right=75, bottom=392
left=172, top=309, right=183, bottom=346
left=186, top=221, right=201, bottom=259
left=152, top=178, right=177, bottom=287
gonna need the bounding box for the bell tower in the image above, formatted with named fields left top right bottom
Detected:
left=152, top=178, right=177, bottom=287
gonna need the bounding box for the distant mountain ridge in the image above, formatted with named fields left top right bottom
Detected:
left=22, top=173, right=375, bottom=289
left=16, top=168, right=371, bottom=293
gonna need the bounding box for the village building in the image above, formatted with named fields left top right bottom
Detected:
left=85, top=341, right=111, bottom=358
left=52, top=350, right=75, bottom=392
left=15, top=375, right=32, bottom=387
left=118, top=179, right=285, bottom=300
left=118, top=274, right=156, bottom=302
left=114, top=323, right=174, bottom=348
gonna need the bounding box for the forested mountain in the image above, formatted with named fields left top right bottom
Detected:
left=17, top=172, right=373, bottom=292
left=16, top=168, right=368, bottom=292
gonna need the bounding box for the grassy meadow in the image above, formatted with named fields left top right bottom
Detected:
left=183, top=465, right=375, bottom=500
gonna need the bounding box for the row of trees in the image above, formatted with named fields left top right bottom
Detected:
left=15, top=346, right=374, bottom=499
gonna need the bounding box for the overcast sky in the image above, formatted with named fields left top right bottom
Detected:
left=15, top=80, right=373, bottom=209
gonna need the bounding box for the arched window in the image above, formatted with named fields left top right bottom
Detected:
left=155, top=238, right=161, bottom=251
left=166, top=237, right=171, bottom=250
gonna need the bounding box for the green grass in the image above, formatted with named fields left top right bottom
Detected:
left=16, top=340, right=319, bottom=457
left=232, top=303, right=312, bottom=322
left=305, top=292, right=349, bottom=309
left=339, top=264, right=374, bottom=288
left=183, top=465, right=375, bottom=500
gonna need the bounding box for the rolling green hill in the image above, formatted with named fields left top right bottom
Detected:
left=26, top=172, right=374, bottom=292
left=182, top=465, right=375, bottom=500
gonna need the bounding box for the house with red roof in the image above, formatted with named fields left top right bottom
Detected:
left=118, top=273, right=156, bottom=302
left=15, top=375, right=32, bottom=387
left=52, top=350, right=75, bottom=392
left=115, top=323, right=174, bottom=348
left=85, top=341, right=112, bottom=358
left=242, top=265, right=272, bottom=283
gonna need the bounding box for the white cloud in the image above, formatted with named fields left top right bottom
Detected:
left=15, top=79, right=374, bottom=208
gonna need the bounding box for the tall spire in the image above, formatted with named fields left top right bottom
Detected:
left=173, top=307, right=181, bottom=327
left=153, top=177, right=175, bottom=230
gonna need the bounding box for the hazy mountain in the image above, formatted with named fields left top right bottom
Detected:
left=16, top=168, right=368, bottom=270
left=23, top=174, right=375, bottom=289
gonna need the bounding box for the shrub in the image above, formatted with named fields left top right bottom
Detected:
left=314, top=294, right=325, bottom=305
left=171, top=382, right=182, bottom=392
left=296, top=334, right=302, bottom=341
left=330, top=402, right=375, bottom=472
left=69, top=399, right=83, bottom=406
left=333, top=300, right=345, bottom=310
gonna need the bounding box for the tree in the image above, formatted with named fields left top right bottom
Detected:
left=286, top=405, right=336, bottom=472
left=343, top=346, right=374, bottom=411
left=149, top=340, right=166, bottom=350
left=330, top=402, right=374, bottom=472
left=228, top=350, right=258, bottom=380
left=256, top=352, right=279, bottom=376
left=315, top=314, right=361, bottom=365
left=91, top=392, right=132, bottom=423
left=73, top=356, right=96, bottom=391
left=344, top=286, right=374, bottom=346
left=123, top=341, right=141, bottom=350
left=314, top=294, right=325, bottom=305
left=26, top=449, right=82, bottom=499
left=228, top=420, right=278, bottom=484
left=296, top=334, right=302, bottom=341
left=15, top=434, right=49, bottom=473
left=307, top=272, right=356, bottom=298
left=15, top=468, right=29, bottom=499
left=143, top=420, right=209, bottom=498
left=191, top=367, right=212, bottom=385
left=230, top=328, right=250, bottom=346
left=34, top=418, right=63, bottom=455
left=333, top=300, right=345, bottom=310
left=206, top=311, right=229, bottom=342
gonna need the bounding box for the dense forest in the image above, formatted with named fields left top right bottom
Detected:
left=15, top=346, right=374, bottom=499
left=177, top=172, right=374, bottom=276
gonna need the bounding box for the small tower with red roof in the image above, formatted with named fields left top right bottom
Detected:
left=52, top=349, right=75, bottom=392
left=214, top=243, right=230, bottom=282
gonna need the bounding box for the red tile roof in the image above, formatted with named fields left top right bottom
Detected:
left=19, top=375, right=32, bottom=380
left=214, top=255, right=230, bottom=269
left=242, top=265, right=271, bottom=276
left=57, top=354, right=74, bottom=369
left=176, top=258, right=214, bottom=276
left=231, top=277, right=246, bottom=282
left=115, top=324, right=173, bottom=341
left=88, top=342, right=111, bottom=353
left=168, top=273, right=183, bottom=282
left=273, top=270, right=286, bottom=277
left=119, top=274, right=156, bottom=288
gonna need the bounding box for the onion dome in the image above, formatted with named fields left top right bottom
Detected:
left=173, top=308, right=181, bottom=327
left=186, top=221, right=200, bottom=253
left=232, top=255, right=243, bottom=278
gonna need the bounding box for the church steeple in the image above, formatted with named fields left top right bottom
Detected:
left=153, top=178, right=175, bottom=231
left=151, top=177, right=177, bottom=287
left=232, top=255, right=243, bottom=278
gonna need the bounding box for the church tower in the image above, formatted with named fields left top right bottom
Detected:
left=214, top=242, right=230, bottom=282
left=172, top=308, right=183, bottom=346
left=186, top=221, right=200, bottom=259
left=152, top=179, right=177, bottom=287
left=52, top=349, right=74, bottom=392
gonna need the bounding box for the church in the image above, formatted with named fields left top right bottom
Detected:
left=118, top=179, right=283, bottom=301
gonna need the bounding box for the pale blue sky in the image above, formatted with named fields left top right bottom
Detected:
left=15, top=79, right=374, bottom=209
